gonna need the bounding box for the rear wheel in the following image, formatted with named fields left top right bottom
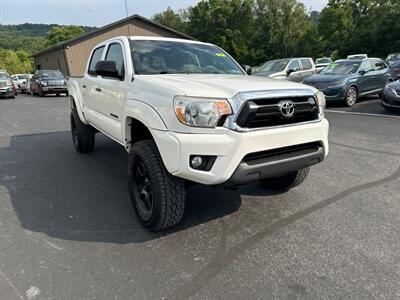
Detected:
left=128, top=140, right=186, bottom=231
left=259, top=167, right=310, bottom=191
left=344, top=86, right=357, bottom=107
left=70, top=108, right=95, bottom=153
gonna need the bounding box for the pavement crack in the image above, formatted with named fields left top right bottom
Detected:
left=331, top=142, right=400, bottom=157
left=168, top=165, right=400, bottom=299
left=0, top=269, right=24, bottom=299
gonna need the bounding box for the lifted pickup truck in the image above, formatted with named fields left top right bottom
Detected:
left=68, top=36, right=329, bottom=231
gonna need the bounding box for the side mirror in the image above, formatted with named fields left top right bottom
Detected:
left=95, top=60, right=123, bottom=80
left=241, top=65, right=252, bottom=75
left=287, top=68, right=295, bottom=76
left=359, top=70, right=366, bottom=75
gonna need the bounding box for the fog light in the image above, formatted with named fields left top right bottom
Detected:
left=189, top=155, right=217, bottom=171
left=191, top=156, right=203, bottom=168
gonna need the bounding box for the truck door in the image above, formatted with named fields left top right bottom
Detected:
left=300, top=59, right=315, bottom=81
left=89, top=42, right=126, bottom=142
left=81, top=45, right=105, bottom=118
left=287, top=60, right=302, bottom=82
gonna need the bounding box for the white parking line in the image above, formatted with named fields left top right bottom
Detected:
left=326, top=109, right=400, bottom=119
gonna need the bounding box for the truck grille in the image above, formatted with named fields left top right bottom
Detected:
left=48, top=80, right=64, bottom=86
left=235, top=96, right=319, bottom=129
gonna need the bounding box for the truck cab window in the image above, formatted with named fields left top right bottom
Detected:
left=105, top=43, right=125, bottom=77
left=88, top=46, right=105, bottom=76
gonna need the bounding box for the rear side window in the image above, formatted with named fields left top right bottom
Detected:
left=105, top=43, right=125, bottom=77
left=301, top=59, right=313, bottom=70
left=88, top=46, right=105, bottom=76
left=373, top=60, right=387, bottom=71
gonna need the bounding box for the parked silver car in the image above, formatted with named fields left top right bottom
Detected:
left=253, top=57, right=316, bottom=82
left=0, top=71, right=15, bottom=99
left=315, top=57, right=332, bottom=73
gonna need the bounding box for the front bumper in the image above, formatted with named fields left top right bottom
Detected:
left=0, top=87, right=14, bottom=97
left=150, top=119, right=329, bottom=185
left=42, top=86, right=68, bottom=93
left=382, top=90, right=400, bottom=109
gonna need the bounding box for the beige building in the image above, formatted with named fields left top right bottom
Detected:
left=32, top=14, right=193, bottom=77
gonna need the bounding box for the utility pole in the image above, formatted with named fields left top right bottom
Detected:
left=124, top=0, right=129, bottom=18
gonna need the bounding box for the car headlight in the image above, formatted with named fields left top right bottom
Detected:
left=40, top=81, right=47, bottom=86
left=390, top=88, right=399, bottom=97
left=315, top=91, right=326, bottom=117
left=5, top=80, right=12, bottom=86
left=174, top=96, right=232, bottom=128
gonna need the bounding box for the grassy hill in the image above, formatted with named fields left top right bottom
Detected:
left=0, top=23, right=96, bottom=54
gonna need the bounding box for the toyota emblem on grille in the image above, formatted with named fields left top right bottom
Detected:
left=279, top=100, right=295, bottom=118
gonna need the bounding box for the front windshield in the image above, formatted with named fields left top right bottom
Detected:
left=17, top=75, right=29, bottom=80
left=316, top=58, right=331, bottom=64
left=387, top=53, right=400, bottom=60
left=258, top=59, right=290, bottom=72
left=39, top=71, right=64, bottom=78
left=0, top=72, right=9, bottom=79
left=320, top=61, right=361, bottom=75
left=130, top=40, right=244, bottom=75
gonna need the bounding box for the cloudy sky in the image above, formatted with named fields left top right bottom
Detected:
left=0, top=0, right=328, bottom=26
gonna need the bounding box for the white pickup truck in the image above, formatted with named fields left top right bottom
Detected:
left=68, top=36, right=329, bottom=231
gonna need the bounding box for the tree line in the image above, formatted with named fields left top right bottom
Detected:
left=0, top=24, right=93, bottom=74
left=153, top=0, right=400, bottom=66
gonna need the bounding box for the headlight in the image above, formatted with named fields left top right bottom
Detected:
left=174, top=96, right=232, bottom=128
left=390, top=88, right=399, bottom=97
left=40, top=81, right=47, bottom=86
left=315, top=91, right=326, bottom=117
left=5, top=80, right=12, bottom=86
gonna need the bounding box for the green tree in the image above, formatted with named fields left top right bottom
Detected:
left=318, top=0, right=354, bottom=58
left=0, top=49, right=33, bottom=74
left=47, top=25, right=84, bottom=45
left=187, top=0, right=255, bottom=64
left=152, top=7, right=187, bottom=33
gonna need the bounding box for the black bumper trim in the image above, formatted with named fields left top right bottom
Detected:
left=222, top=145, right=325, bottom=187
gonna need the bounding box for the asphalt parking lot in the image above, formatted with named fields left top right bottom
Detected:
left=0, top=94, right=400, bottom=300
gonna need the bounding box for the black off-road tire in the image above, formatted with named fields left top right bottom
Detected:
left=259, top=167, right=310, bottom=191
left=70, top=108, right=95, bottom=153
left=128, top=140, right=186, bottom=231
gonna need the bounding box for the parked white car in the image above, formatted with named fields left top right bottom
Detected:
left=347, top=54, right=368, bottom=60
left=68, top=36, right=329, bottom=231
left=11, top=74, right=30, bottom=93
left=315, top=57, right=332, bottom=73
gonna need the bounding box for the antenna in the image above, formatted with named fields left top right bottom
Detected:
left=124, top=0, right=129, bottom=18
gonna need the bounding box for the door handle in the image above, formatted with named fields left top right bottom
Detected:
left=96, top=88, right=102, bottom=92
left=110, top=113, right=119, bottom=119
left=82, top=85, right=86, bottom=88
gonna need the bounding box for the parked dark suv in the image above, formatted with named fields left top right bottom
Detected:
left=303, top=58, right=392, bottom=106
left=30, top=70, right=68, bottom=97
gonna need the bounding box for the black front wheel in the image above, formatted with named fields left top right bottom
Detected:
left=128, top=140, right=186, bottom=231
left=70, top=109, right=95, bottom=153
left=259, top=167, right=310, bottom=192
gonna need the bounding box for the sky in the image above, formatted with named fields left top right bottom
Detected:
left=0, top=0, right=328, bottom=27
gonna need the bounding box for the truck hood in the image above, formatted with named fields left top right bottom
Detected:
left=140, top=74, right=314, bottom=98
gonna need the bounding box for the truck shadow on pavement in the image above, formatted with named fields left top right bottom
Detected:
left=0, top=131, right=269, bottom=244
